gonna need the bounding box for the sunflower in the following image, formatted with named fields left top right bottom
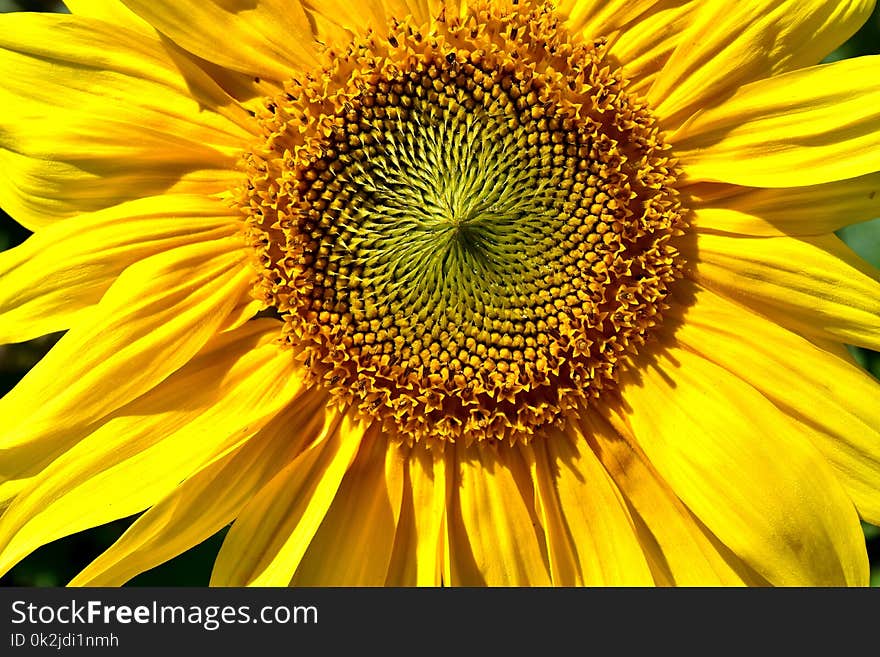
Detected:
left=1, top=0, right=879, bottom=587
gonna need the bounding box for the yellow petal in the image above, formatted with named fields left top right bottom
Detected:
left=0, top=151, right=242, bottom=233
left=615, top=343, right=869, bottom=585
left=0, top=238, right=252, bottom=482
left=409, top=446, right=448, bottom=586
left=384, top=444, right=448, bottom=586
left=390, top=0, right=436, bottom=24
left=66, top=0, right=270, bottom=114
left=0, top=195, right=238, bottom=344
left=0, top=12, right=251, bottom=229
left=674, top=285, right=880, bottom=525
left=609, top=1, right=699, bottom=95
left=221, top=297, right=266, bottom=334
left=120, top=0, right=319, bottom=80
left=70, top=388, right=326, bottom=586
left=302, top=0, right=427, bottom=33
left=675, top=55, right=880, bottom=187
left=649, top=0, right=873, bottom=126
left=586, top=412, right=767, bottom=586
left=807, top=337, right=862, bottom=366
left=63, top=0, right=152, bottom=33
left=214, top=1, right=438, bottom=57
left=292, top=429, right=405, bottom=586
left=0, top=320, right=303, bottom=579
left=528, top=425, right=653, bottom=586
left=447, top=442, right=551, bottom=586
left=691, top=173, right=880, bottom=236
left=560, top=1, right=679, bottom=41
left=691, top=232, right=880, bottom=351
left=210, top=410, right=366, bottom=586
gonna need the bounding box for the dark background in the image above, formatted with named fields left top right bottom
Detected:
left=0, top=0, right=878, bottom=586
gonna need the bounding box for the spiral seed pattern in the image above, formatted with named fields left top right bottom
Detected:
left=241, top=1, right=686, bottom=443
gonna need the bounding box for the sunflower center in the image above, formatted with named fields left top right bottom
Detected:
left=240, top=0, right=686, bottom=443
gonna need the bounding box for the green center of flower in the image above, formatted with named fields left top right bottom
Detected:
left=240, top=0, right=687, bottom=443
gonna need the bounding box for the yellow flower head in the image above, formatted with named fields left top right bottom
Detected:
left=0, top=0, right=879, bottom=586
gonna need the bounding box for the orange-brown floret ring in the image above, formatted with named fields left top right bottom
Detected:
left=239, top=0, right=687, bottom=444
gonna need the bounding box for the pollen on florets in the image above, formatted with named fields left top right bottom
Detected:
left=238, top=0, right=687, bottom=444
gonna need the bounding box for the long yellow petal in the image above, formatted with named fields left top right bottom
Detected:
left=614, top=344, right=869, bottom=586
left=69, top=388, right=326, bottom=586
left=292, top=429, right=405, bottom=586
left=0, top=238, right=252, bottom=483
left=63, top=0, right=152, bottom=33
left=0, top=13, right=252, bottom=230
left=560, top=1, right=681, bottom=41
left=674, top=286, right=880, bottom=525
left=675, top=55, right=880, bottom=187
left=65, top=0, right=270, bottom=113
left=528, top=426, right=653, bottom=586
left=0, top=320, right=303, bottom=578
left=690, top=173, right=880, bottom=236
left=649, top=0, right=873, bottom=126
left=120, top=0, right=319, bottom=80
left=0, top=195, right=238, bottom=344
left=691, top=232, right=880, bottom=351
left=609, top=1, right=700, bottom=95
left=447, top=442, right=551, bottom=586
left=408, top=445, right=447, bottom=586
left=209, top=410, right=366, bottom=586
left=586, top=412, right=767, bottom=586
left=384, top=444, right=448, bottom=586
